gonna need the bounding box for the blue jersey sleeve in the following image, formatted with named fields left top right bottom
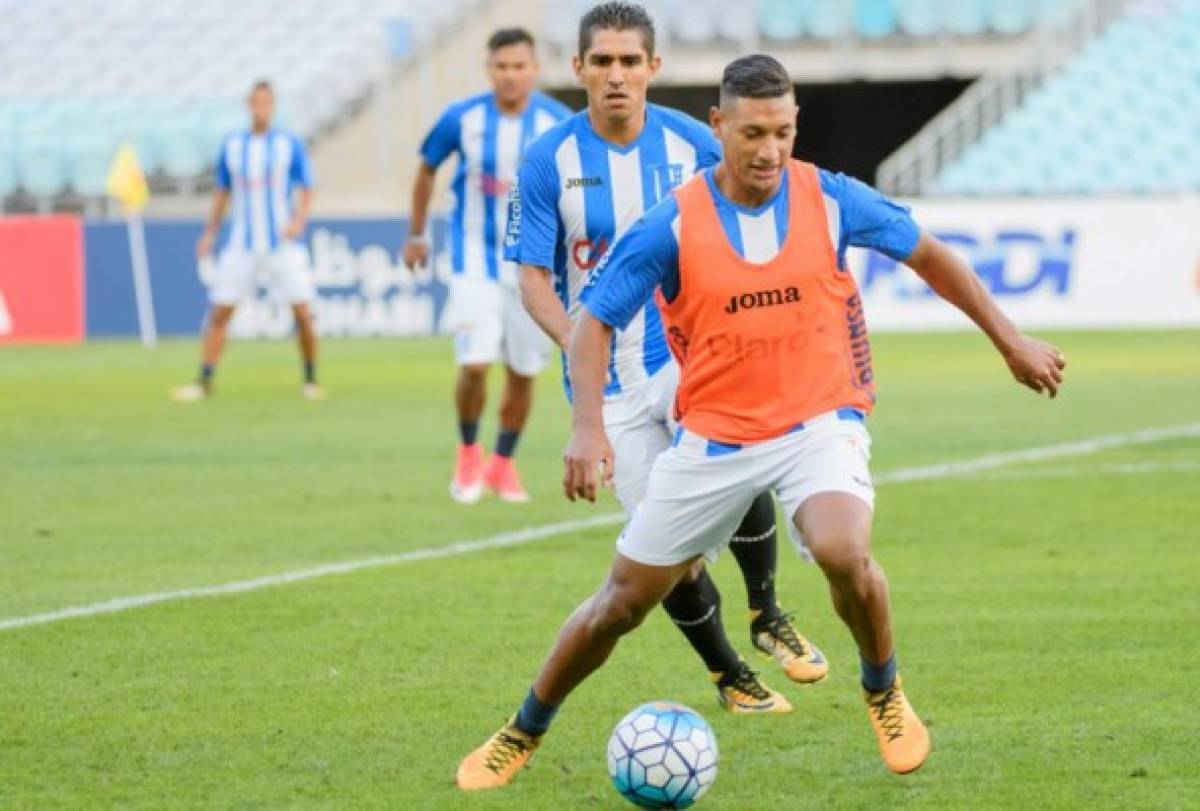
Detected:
left=695, top=128, right=722, bottom=170
left=214, top=139, right=232, bottom=190
left=657, top=105, right=722, bottom=170
left=820, top=169, right=920, bottom=265
left=419, top=104, right=461, bottom=169
left=504, top=146, right=560, bottom=269
left=583, top=197, right=680, bottom=329
left=288, top=135, right=313, bottom=188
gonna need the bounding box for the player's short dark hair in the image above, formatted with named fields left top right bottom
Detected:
left=488, top=27, right=535, bottom=53
left=720, top=55, right=793, bottom=107
left=250, top=79, right=274, bottom=96
left=578, top=1, right=656, bottom=58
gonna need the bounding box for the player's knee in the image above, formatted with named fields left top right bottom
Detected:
left=210, top=306, right=235, bottom=328
left=588, top=589, right=652, bottom=639
left=807, top=527, right=871, bottom=583
left=460, top=364, right=489, bottom=382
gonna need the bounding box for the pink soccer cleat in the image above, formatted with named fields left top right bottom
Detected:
left=482, top=455, right=531, bottom=503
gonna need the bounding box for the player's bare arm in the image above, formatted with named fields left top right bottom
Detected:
left=403, top=162, right=438, bottom=269
left=285, top=187, right=312, bottom=241
left=905, top=231, right=1067, bottom=397
left=196, top=189, right=230, bottom=258
left=563, top=311, right=615, bottom=503
left=519, top=264, right=573, bottom=350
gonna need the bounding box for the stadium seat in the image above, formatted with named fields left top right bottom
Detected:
left=673, top=0, right=720, bottom=45
left=895, top=0, right=940, bottom=37
left=930, top=1, right=1200, bottom=196
left=854, top=0, right=897, bottom=39
left=17, top=142, right=69, bottom=197
left=807, top=0, right=852, bottom=39
left=987, top=0, right=1035, bottom=35
left=944, top=0, right=990, bottom=37
left=0, top=140, right=17, bottom=199
left=759, top=0, right=809, bottom=42
left=0, top=0, right=480, bottom=203
left=69, top=138, right=117, bottom=198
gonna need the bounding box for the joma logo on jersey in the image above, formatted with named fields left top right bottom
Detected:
left=566, top=176, right=604, bottom=189
left=724, top=286, right=802, bottom=314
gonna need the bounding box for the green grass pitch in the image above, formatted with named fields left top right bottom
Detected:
left=1, top=330, right=1197, bottom=810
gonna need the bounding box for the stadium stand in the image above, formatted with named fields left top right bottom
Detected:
left=0, top=0, right=482, bottom=210
left=540, top=0, right=1079, bottom=52
left=882, top=0, right=1200, bottom=196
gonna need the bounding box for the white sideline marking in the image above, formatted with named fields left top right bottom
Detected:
left=957, top=460, right=1200, bottom=481
left=0, top=514, right=625, bottom=632
left=874, top=422, right=1200, bottom=484
left=2, top=421, right=1198, bottom=633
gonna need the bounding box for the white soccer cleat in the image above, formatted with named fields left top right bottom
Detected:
left=169, top=382, right=209, bottom=403
left=302, top=383, right=327, bottom=401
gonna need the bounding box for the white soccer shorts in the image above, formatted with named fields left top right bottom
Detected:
left=209, top=243, right=315, bottom=306
left=617, top=408, right=875, bottom=566
left=444, top=276, right=549, bottom=377
left=603, top=360, right=680, bottom=515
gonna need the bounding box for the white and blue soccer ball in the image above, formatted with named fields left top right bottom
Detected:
left=607, top=701, right=718, bottom=809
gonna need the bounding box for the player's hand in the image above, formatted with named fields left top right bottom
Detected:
left=563, top=423, right=615, bottom=503
left=403, top=239, right=430, bottom=271
left=1002, top=335, right=1066, bottom=398
left=284, top=219, right=305, bottom=241
left=195, top=230, right=215, bottom=259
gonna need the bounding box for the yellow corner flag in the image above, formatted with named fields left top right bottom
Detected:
left=106, top=144, right=149, bottom=214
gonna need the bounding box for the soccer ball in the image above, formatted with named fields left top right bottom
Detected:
left=606, top=701, right=718, bottom=809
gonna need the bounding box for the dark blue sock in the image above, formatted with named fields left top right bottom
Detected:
left=303, top=361, right=316, bottom=384
left=514, top=688, right=559, bottom=737
left=495, top=429, right=520, bottom=459
left=199, top=364, right=215, bottom=384
left=459, top=421, right=479, bottom=446
left=860, top=653, right=898, bottom=693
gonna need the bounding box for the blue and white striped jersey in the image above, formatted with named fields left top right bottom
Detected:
left=421, top=90, right=571, bottom=286
left=215, top=129, right=313, bottom=254
left=503, top=104, right=722, bottom=398
left=584, top=166, right=921, bottom=329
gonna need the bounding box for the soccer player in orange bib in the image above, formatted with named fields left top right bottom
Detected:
left=457, top=54, right=1066, bottom=787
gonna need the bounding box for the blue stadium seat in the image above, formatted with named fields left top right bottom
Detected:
left=17, top=141, right=69, bottom=197
left=854, top=0, right=897, bottom=39
left=0, top=137, right=17, bottom=198
left=68, top=138, right=117, bottom=198
left=807, top=0, right=851, bottom=39
left=932, top=1, right=1200, bottom=195
left=944, top=0, right=989, bottom=36
left=158, top=127, right=207, bottom=180
left=759, top=0, right=809, bottom=41
left=987, top=0, right=1034, bottom=35
left=895, top=0, right=940, bottom=37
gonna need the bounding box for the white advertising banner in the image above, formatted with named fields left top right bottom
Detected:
left=848, top=196, right=1200, bottom=331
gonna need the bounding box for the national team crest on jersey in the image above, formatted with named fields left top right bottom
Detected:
left=652, top=163, right=686, bottom=198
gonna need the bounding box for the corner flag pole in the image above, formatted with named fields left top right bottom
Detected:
left=105, top=144, right=156, bottom=348
left=126, top=214, right=157, bottom=348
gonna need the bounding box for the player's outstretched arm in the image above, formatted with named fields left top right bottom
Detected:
left=520, top=265, right=573, bottom=350
left=285, top=188, right=312, bottom=241
left=905, top=231, right=1067, bottom=397
left=196, top=190, right=230, bottom=258
left=403, top=162, right=438, bottom=270
left=564, top=312, right=615, bottom=503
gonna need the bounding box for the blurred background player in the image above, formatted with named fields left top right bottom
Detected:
left=501, top=2, right=825, bottom=721
left=171, top=80, right=321, bottom=403
left=403, top=28, right=570, bottom=504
